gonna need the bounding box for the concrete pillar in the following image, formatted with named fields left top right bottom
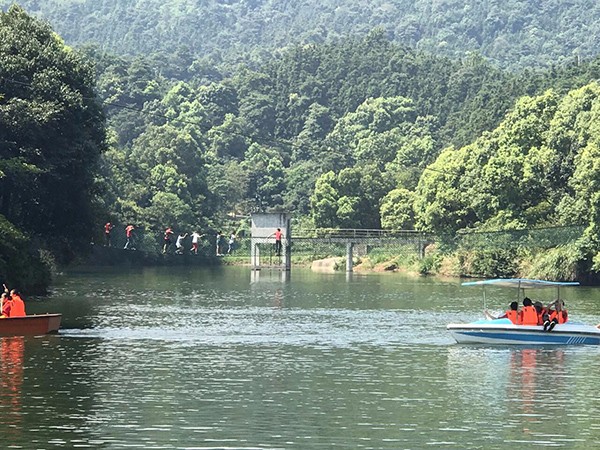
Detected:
left=284, top=239, right=291, bottom=271
left=251, top=241, right=260, bottom=270
left=346, top=242, right=354, bottom=273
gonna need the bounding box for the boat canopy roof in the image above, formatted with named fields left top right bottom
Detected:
left=461, top=278, right=580, bottom=289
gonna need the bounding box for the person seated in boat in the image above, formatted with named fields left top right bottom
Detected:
left=534, top=301, right=549, bottom=326
left=497, top=301, right=519, bottom=324
left=9, top=289, right=26, bottom=317
left=518, top=297, right=538, bottom=325
left=544, top=299, right=568, bottom=331
left=0, top=292, right=12, bottom=318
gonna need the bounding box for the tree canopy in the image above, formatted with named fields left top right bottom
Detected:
left=0, top=5, right=106, bottom=239
left=7, top=4, right=600, bottom=286
left=5, top=0, right=600, bottom=70
left=0, top=5, right=106, bottom=290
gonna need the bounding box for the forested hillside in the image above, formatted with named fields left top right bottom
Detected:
left=90, top=29, right=542, bottom=235
left=6, top=4, right=600, bottom=289
left=2, top=0, right=600, bottom=70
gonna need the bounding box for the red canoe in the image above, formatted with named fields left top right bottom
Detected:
left=0, top=314, right=62, bottom=336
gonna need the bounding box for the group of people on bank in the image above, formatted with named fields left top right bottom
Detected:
left=497, top=297, right=568, bottom=331
left=0, top=285, right=26, bottom=318
left=104, top=222, right=238, bottom=255
left=103, top=222, right=285, bottom=256
left=162, top=228, right=214, bottom=255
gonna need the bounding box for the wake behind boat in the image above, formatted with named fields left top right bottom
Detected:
left=447, top=278, right=600, bottom=345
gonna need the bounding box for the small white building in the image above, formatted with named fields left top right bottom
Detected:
left=250, top=213, right=291, bottom=270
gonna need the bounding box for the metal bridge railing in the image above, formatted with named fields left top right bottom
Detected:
left=294, top=228, right=430, bottom=240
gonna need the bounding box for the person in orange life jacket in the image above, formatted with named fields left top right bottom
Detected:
left=544, top=299, right=568, bottom=331
left=0, top=292, right=12, bottom=318
left=498, top=301, right=519, bottom=324
left=534, top=301, right=549, bottom=326
left=518, top=297, right=538, bottom=325
left=9, top=289, right=26, bottom=317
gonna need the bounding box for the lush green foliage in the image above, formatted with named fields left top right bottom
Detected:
left=0, top=5, right=106, bottom=241
left=414, top=83, right=600, bottom=236
left=89, top=32, right=539, bottom=237
left=0, top=6, right=106, bottom=290
left=0, top=214, right=52, bottom=293
left=8, top=4, right=600, bottom=284
left=5, top=0, right=600, bottom=70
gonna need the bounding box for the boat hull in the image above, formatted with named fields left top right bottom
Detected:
left=0, top=314, right=62, bottom=336
left=447, top=321, right=600, bottom=345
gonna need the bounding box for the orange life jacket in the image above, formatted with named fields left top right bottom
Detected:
left=10, top=295, right=26, bottom=317
left=536, top=307, right=548, bottom=325
left=2, top=300, right=12, bottom=318
left=550, top=309, right=568, bottom=324
left=519, top=306, right=538, bottom=325
left=505, top=310, right=518, bottom=324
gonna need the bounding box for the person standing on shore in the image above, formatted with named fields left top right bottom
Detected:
left=124, top=224, right=135, bottom=250
left=104, top=222, right=114, bottom=247
left=272, top=228, right=283, bottom=256
left=175, top=232, right=188, bottom=254
left=163, top=227, right=174, bottom=254
left=190, top=231, right=204, bottom=255
left=227, top=232, right=236, bottom=254
left=216, top=231, right=224, bottom=256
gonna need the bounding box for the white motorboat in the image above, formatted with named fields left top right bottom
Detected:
left=447, top=278, right=600, bottom=345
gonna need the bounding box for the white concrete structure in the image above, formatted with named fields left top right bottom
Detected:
left=250, top=213, right=291, bottom=270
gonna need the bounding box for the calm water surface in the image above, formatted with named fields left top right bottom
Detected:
left=1, top=266, right=600, bottom=449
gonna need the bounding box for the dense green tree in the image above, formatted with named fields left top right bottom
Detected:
left=241, top=143, right=286, bottom=210
left=310, top=171, right=338, bottom=228
left=292, top=102, right=333, bottom=162
left=99, top=122, right=210, bottom=231
left=414, top=147, right=475, bottom=233
left=0, top=5, right=106, bottom=247
left=414, top=82, right=600, bottom=246
left=380, top=188, right=416, bottom=230
left=0, top=214, right=51, bottom=292
left=9, top=0, right=600, bottom=71
left=310, top=164, right=391, bottom=229
left=282, top=160, right=321, bottom=215
left=196, top=82, right=239, bottom=128
left=206, top=160, right=250, bottom=217
left=208, top=114, right=249, bottom=161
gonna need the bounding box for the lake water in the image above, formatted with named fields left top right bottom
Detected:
left=2, top=266, right=600, bottom=449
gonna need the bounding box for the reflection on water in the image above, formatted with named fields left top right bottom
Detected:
left=446, top=346, right=600, bottom=447
left=0, top=267, right=599, bottom=448
left=0, top=337, right=24, bottom=441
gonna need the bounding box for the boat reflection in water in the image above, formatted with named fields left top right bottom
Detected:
left=0, top=337, right=25, bottom=439
left=509, top=348, right=565, bottom=419
left=445, top=345, right=579, bottom=445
